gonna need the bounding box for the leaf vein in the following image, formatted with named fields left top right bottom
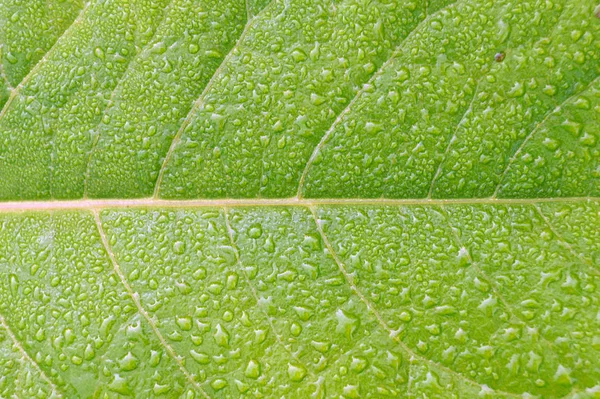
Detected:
left=439, top=205, right=560, bottom=353
left=309, top=206, right=521, bottom=398
left=428, top=78, right=484, bottom=198
left=296, top=0, right=459, bottom=198
left=0, top=45, right=13, bottom=91
left=534, top=204, right=600, bottom=275
left=82, top=0, right=176, bottom=198
left=493, top=74, right=600, bottom=198
left=0, top=313, right=62, bottom=397
left=0, top=2, right=90, bottom=126
left=0, top=196, right=596, bottom=212
left=92, top=210, right=210, bottom=399
left=153, top=0, right=278, bottom=198
left=223, top=207, right=314, bottom=374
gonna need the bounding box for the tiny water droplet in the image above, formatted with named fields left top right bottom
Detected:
left=287, top=363, right=307, bottom=382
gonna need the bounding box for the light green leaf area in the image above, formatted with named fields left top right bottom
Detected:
left=0, top=0, right=599, bottom=397
left=0, top=202, right=598, bottom=398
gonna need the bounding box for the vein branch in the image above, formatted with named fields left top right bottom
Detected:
left=82, top=0, right=175, bottom=198
left=439, top=205, right=559, bottom=354
left=308, top=206, right=520, bottom=398
left=0, top=2, right=90, bottom=125
left=296, top=0, right=458, bottom=198
left=0, top=45, right=13, bottom=91
left=428, top=77, right=483, bottom=198
left=440, top=205, right=523, bottom=320
left=153, top=0, right=278, bottom=198
left=0, top=313, right=61, bottom=397
left=245, top=0, right=252, bottom=20
left=493, top=74, right=600, bottom=198
left=534, top=204, right=600, bottom=274
left=92, top=210, right=210, bottom=399
left=223, top=207, right=313, bottom=373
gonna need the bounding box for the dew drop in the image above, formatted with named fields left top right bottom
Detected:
left=214, top=323, right=230, bottom=347
left=287, top=363, right=307, bottom=382
left=119, top=352, right=139, bottom=371
left=244, top=360, right=261, bottom=379
left=248, top=223, right=263, bottom=238
left=211, top=379, right=227, bottom=391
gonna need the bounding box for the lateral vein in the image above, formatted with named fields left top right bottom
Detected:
left=92, top=210, right=211, bottom=399
left=0, top=314, right=61, bottom=397
left=153, top=0, right=278, bottom=198
left=308, top=206, right=520, bottom=398
left=223, top=208, right=315, bottom=376
left=296, top=0, right=459, bottom=197
left=0, top=2, right=90, bottom=125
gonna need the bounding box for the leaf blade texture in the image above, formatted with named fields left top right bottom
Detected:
left=0, top=0, right=599, bottom=397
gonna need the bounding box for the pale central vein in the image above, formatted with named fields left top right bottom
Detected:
left=0, top=196, right=594, bottom=212
left=92, top=210, right=211, bottom=399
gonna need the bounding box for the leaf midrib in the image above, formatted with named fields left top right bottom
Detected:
left=0, top=196, right=594, bottom=212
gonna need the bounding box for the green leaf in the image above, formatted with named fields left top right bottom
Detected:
left=0, top=0, right=85, bottom=108
left=0, top=201, right=599, bottom=397
left=0, top=0, right=598, bottom=397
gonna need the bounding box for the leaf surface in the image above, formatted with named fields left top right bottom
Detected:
left=0, top=0, right=599, bottom=397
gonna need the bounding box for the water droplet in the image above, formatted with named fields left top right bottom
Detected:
left=310, top=340, right=330, bottom=353
left=342, top=384, right=361, bottom=399
left=244, top=360, right=261, bottom=379
left=580, top=132, right=596, bottom=147
left=119, top=352, right=139, bottom=371
left=554, top=365, right=572, bottom=386
left=211, top=379, right=227, bottom=391
left=173, top=241, right=186, bottom=254
left=542, top=137, right=560, bottom=150
left=214, top=323, right=230, bottom=347
left=190, top=350, right=209, bottom=364
left=287, top=363, right=307, bottom=382
left=71, top=355, right=83, bottom=365
left=176, top=316, right=192, bottom=331
left=94, top=47, right=105, bottom=59
left=108, top=375, right=131, bottom=395
left=350, top=356, right=368, bottom=373
left=336, top=309, right=359, bottom=338
left=35, top=328, right=45, bottom=342
left=248, top=224, right=263, bottom=238
left=291, top=48, right=307, bottom=62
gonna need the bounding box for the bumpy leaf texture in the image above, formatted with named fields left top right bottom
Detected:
left=0, top=0, right=598, bottom=397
